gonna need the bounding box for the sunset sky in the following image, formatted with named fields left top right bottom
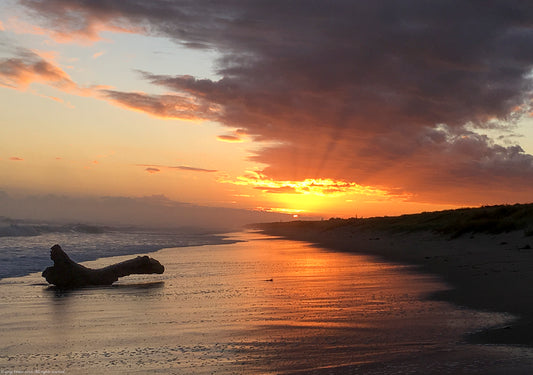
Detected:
left=2, top=1, right=533, bottom=222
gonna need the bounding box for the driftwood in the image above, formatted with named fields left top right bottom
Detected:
left=42, top=244, right=165, bottom=288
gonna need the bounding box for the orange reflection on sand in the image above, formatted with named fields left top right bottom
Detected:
left=230, top=236, right=448, bottom=337
left=242, top=241, right=369, bottom=330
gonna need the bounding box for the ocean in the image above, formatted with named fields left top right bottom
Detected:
left=0, top=222, right=234, bottom=279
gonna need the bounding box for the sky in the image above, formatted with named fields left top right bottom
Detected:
left=1, top=1, right=533, bottom=224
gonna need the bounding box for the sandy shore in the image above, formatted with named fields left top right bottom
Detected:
left=2, top=231, right=533, bottom=374
left=258, top=224, right=533, bottom=347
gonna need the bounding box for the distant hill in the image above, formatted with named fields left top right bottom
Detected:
left=256, top=203, right=533, bottom=238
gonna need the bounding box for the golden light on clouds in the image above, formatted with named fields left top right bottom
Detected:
left=221, top=171, right=412, bottom=215
left=225, top=171, right=393, bottom=197
left=217, top=134, right=244, bottom=143
left=217, top=129, right=248, bottom=143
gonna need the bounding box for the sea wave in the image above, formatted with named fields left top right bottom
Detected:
left=0, top=222, right=106, bottom=237
left=0, top=227, right=236, bottom=280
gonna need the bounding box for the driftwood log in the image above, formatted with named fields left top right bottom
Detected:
left=42, top=244, right=165, bottom=288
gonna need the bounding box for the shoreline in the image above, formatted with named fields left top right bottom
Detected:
left=3, top=231, right=533, bottom=373
left=256, top=223, right=533, bottom=347
left=0, top=230, right=240, bottom=280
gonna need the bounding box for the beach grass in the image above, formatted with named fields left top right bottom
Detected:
left=256, top=203, right=533, bottom=238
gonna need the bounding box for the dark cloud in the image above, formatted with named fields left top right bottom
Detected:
left=20, top=0, right=533, bottom=204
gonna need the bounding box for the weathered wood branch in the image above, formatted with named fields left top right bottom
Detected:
left=42, top=244, right=165, bottom=288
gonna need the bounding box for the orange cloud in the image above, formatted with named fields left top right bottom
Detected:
left=217, top=128, right=248, bottom=143
left=221, top=171, right=403, bottom=199
left=46, top=21, right=144, bottom=45
left=0, top=49, right=76, bottom=91
left=217, top=134, right=243, bottom=143
left=256, top=207, right=306, bottom=214
left=0, top=49, right=115, bottom=107
left=145, top=167, right=160, bottom=174
left=5, top=10, right=144, bottom=45
left=9, top=157, right=24, bottom=161
left=174, top=165, right=218, bottom=173
left=3, top=17, right=48, bottom=38
left=30, top=89, right=66, bottom=104
left=102, top=90, right=220, bottom=121
left=92, top=51, right=105, bottom=59
left=137, top=164, right=218, bottom=173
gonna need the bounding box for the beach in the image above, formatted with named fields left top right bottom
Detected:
left=258, top=221, right=533, bottom=348
left=2, top=231, right=533, bottom=373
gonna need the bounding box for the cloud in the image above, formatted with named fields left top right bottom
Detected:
left=92, top=51, right=105, bottom=59
left=255, top=186, right=298, bottom=194
left=221, top=171, right=399, bottom=199
left=102, top=89, right=220, bottom=120
left=0, top=47, right=85, bottom=106
left=0, top=48, right=77, bottom=90
left=16, top=1, right=533, bottom=205
left=172, top=165, right=217, bottom=173
left=9, top=156, right=24, bottom=161
left=137, top=164, right=218, bottom=173
left=217, top=134, right=243, bottom=143
left=12, top=2, right=144, bottom=44
left=217, top=128, right=248, bottom=143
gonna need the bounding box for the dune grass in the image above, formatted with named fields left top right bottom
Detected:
left=257, top=203, right=533, bottom=238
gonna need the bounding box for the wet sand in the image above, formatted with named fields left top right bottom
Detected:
left=259, top=224, right=533, bottom=347
left=1, top=232, right=533, bottom=374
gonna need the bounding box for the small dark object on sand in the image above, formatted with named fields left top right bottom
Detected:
left=42, top=244, right=165, bottom=288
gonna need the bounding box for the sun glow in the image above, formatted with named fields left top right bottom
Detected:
left=222, top=171, right=411, bottom=216
left=223, top=171, right=392, bottom=196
